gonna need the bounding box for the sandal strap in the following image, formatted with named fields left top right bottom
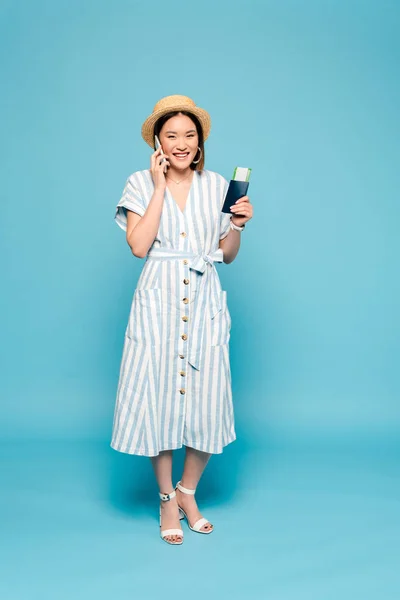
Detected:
left=191, top=517, right=210, bottom=532
left=159, top=490, right=176, bottom=502
left=175, top=481, right=196, bottom=495
left=160, top=528, right=184, bottom=538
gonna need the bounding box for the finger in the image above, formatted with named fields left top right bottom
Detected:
left=150, top=152, right=161, bottom=167
left=232, top=211, right=250, bottom=219
left=157, top=161, right=170, bottom=173
left=230, top=197, right=249, bottom=206
left=230, top=204, right=250, bottom=213
left=232, top=199, right=251, bottom=206
left=231, top=211, right=249, bottom=218
left=157, top=155, right=169, bottom=166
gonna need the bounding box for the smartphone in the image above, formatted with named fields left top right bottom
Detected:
left=154, top=135, right=168, bottom=172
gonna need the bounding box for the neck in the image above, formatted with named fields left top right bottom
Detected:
left=167, top=166, right=192, bottom=181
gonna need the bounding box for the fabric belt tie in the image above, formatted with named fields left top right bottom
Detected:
left=146, top=247, right=224, bottom=370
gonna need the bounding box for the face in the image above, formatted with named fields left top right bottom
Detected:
left=159, top=113, right=199, bottom=170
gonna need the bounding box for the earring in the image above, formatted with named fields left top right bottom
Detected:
left=192, top=147, right=202, bottom=164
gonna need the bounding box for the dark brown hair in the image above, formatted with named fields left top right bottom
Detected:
left=153, top=110, right=205, bottom=171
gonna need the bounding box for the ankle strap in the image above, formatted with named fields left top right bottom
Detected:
left=159, top=490, right=176, bottom=502
left=175, top=481, right=196, bottom=495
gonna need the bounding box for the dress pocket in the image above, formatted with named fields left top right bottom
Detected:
left=211, top=290, right=231, bottom=346
left=126, top=288, right=162, bottom=346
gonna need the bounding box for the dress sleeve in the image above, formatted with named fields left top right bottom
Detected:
left=219, top=175, right=232, bottom=240
left=115, top=174, right=146, bottom=232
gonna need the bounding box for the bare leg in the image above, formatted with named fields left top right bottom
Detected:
left=150, top=450, right=182, bottom=544
left=175, top=446, right=213, bottom=532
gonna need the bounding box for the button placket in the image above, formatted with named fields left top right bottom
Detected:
left=174, top=182, right=195, bottom=440
left=178, top=216, right=190, bottom=400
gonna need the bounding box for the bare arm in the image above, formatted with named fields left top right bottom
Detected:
left=126, top=187, right=165, bottom=258
left=126, top=147, right=170, bottom=258
left=218, top=195, right=253, bottom=263
left=219, top=228, right=241, bottom=264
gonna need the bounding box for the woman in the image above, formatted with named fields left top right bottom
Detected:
left=111, top=95, right=253, bottom=545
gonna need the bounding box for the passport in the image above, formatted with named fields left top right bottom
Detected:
left=221, top=166, right=251, bottom=214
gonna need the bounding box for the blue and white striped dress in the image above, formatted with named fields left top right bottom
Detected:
left=111, top=168, right=236, bottom=456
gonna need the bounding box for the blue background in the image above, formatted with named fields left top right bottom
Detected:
left=1, top=1, right=399, bottom=598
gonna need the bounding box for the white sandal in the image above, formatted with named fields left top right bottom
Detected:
left=175, top=481, right=214, bottom=534
left=159, top=490, right=184, bottom=545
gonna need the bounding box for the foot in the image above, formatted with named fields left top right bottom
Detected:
left=160, top=496, right=183, bottom=544
left=175, top=485, right=213, bottom=533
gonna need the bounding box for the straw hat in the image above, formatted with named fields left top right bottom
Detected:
left=141, top=94, right=211, bottom=148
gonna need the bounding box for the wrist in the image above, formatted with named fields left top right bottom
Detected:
left=154, top=184, right=166, bottom=195
left=230, top=218, right=245, bottom=232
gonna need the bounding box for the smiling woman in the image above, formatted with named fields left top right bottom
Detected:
left=154, top=112, right=203, bottom=212
left=111, top=94, right=253, bottom=546
left=153, top=109, right=205, bottom=171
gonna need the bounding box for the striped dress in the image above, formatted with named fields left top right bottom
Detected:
left=110, top=168, right=236, bottom=457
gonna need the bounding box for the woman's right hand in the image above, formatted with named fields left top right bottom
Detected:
left=150, top=146, right=169, bottom=191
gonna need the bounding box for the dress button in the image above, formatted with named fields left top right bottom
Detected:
left=180, top=371, right=186, bottom=377
left=182, top=297, right=189, bottom=304
left=179, top=389, right=186, bottom=395
left=179, top=354, right=185, bottom=359
left=180, top=232, right=187, bottom=237
left=183, top=279, right=189, bottom=285
left=181, top=334, right=188, bottom=341
left=183, top=259, right=188, bottom=265
left=182, top=316, right=188, bottom=322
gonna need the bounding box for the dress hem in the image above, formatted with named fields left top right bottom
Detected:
left=110, top=435, right=236, bottom=458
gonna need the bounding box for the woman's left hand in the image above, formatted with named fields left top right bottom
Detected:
left=230, top=195, right=253, bottom=228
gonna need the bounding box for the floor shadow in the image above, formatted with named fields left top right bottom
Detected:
left=107, top=435, right=259, bottom=518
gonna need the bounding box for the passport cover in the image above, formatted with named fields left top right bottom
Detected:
left=221, top=180, right=249, bottom=214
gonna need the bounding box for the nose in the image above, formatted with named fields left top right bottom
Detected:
left=175, top=137, right=189, bottom=151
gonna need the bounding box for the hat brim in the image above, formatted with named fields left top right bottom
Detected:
left=141, top=105, right=211, bottom=148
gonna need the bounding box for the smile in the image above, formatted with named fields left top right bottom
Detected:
left=173, top=152, right=190, bottom=160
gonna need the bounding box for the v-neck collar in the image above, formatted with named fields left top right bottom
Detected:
left=166, top=171, right=197, bottom=216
